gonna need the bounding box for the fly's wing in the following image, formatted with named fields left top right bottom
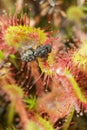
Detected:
left=18, top=40, right=38, bottom=56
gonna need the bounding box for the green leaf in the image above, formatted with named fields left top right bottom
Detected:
left=4, top=84, right=24, bottom=98
left=7, top=103, right=15, bottom=125
left=10, top=54, right=16, bottom=59
left=67, top=6, right=84, bottom=22
left=6, top=126, right=17, bottom=130
left=36, top=115, right=54, bottom=130
left=82, top=6, right=87, bottom=11
left=65, top=69, right=87, bottom=103
left=27, top=115, right=54, bottom=130
left=27, top=121, right=40, bottom=130
left=9, top=54, right=19, bottom=69
left=62, top=107, right=75, bottom=130
left=0, top=51, right=5, bottom=60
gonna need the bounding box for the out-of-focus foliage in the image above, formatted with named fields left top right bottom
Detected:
left=0, top=51, right=5, bottom=60
left=66, top=6, right=84, bottom=22
left=6, top=126, right=17, bottom=130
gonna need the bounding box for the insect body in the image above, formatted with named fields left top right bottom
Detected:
left=34, top=44, right=52, bottom=58
left=21, top=48, right=35, bottom=62
left=21, top=44, right=52, bottom=62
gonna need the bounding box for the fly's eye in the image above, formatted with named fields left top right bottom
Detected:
left=21, top=48, right=35, bottom=62
left=44, top=44, right=52, bottom=53
left=34, top=44, right=52, bottom=58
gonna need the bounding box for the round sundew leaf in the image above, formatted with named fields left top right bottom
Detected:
left=4, top=84, right=24, bottom=98
left=5, top=26, right=47, bottom=48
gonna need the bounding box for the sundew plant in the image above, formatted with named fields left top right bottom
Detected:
left=0, top=0, right=87, bottom=130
